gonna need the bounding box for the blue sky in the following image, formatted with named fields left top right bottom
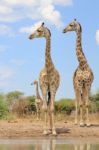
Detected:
left=0, top=0, right=99, bottom=99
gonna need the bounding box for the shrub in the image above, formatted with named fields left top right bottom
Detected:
left=0, top=94, right=8, bottom=119
left=55, top=99, right=75, bottom=115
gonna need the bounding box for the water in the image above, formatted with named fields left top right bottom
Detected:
left=0, top=138, right=98, bottom=150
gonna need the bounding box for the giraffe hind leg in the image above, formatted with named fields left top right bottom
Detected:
left=84, top=87, right=91, bottom=127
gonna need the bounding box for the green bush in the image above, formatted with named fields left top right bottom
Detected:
left=90, top=90, right=99, bottom=112
left=0, top=94, right=8, bottom=119
left=6, top=91, right=24, bottom=106
left=55, top=99, right=75, bottom=115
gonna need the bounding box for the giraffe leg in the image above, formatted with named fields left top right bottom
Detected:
left=74, top=90, right=79, bottom=125
left=38, top=109, right=40, bottom=120
left=79, top=91, right=85, bottom=126
left=50, top=92, right=57, bottom=135
left=49, top=109, right=52, bottom=132
left=36, top=109, right=39, bottom=121
left=42, top=93, right=48, bottom=135
left=85, top=88, right=91, bottom=127
left=79, top=103, right=85, bottom=127
left=35, top=105, right=39, bottom=120
left=47, top=96, right=52, bottom=132
left=74, top=92, right=78, bottom=125
left=75, top=100, right=78, bottom=125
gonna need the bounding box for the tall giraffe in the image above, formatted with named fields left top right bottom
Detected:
left=63, top=19, right=94, bottom=126
left=31, top=80, right=43, bottom=120
left=29, top=23, right=60, bottom=135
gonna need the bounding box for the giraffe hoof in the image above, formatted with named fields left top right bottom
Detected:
left=52, top=130, right=57, bottom=136
left=43, top=130, right=48, bottom=135
left=74, top=121, right=78, bottom=125
left=80, top=122, right=85, bottom=127
left=86, top=123, right=91, bottom=127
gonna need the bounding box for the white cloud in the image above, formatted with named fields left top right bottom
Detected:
left=0, top=0, right=73, bottom=28
left=10, top=59, right=25, bottom=66
left=0, top=66, right=15, bottom=79
left=41, top=4, right=63, bottom=28
left=96, top=30, right=99, bottom=44
left=54, top=0, right=73, bottom=5
left=19, top=21, right=42, bottom=33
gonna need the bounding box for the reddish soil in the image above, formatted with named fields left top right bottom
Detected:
left=0, top=117, right=99, bottom=138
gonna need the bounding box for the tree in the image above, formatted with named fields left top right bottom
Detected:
left=6, top=91, right=24, bottom=105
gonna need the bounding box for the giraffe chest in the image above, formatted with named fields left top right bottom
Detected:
left=77, top=70, right=91, bottom=81
left=39, top=68, right=60, bottom=90
left=74, top=68, right=93, bottom=85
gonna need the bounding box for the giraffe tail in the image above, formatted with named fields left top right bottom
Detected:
left=47, top=91, right=51, bottom=105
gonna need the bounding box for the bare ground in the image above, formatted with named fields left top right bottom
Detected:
left=0, top=115, right=99, bottom=138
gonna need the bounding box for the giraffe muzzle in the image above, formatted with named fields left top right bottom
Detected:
left=63, top=29, right=67, bottom=33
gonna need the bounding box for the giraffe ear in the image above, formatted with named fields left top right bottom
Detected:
left=42, top=22, right=44, bottom=26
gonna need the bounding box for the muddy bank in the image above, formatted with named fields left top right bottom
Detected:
left=0, top=119, right=99, bottom=138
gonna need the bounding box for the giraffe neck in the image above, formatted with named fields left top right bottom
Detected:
left=35, top=82, right=40, bottom=98
left=45, top=36, right=54, bottom=72
left=76, top=31, right=88, bottom=69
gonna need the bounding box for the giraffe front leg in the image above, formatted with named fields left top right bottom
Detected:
left=42, top=94, right=48, bottom=135
left=79, top=102, right=85, bottom=127
left=79, top=93, right=85, bottom=127
left=85, top=95, right=91, bottom=127
left=84, top=88, right=91, bottom=127
left=48, top=108, right=52, bottom=132
left=75, top=99, right=78, bottom=125
left=74, top=90, right=80, bottom=125
left=50, top=93, right=57, bottom=136
left=39, top=109, right=41, bottom=120
left=36, top=109, right=39, bottom=121
left=35, top=104, right=39, bottom=120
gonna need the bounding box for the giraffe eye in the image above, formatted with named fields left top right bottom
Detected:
left=37, top=30, right=42, bottom=32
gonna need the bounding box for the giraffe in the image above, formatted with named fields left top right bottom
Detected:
left=29, top=23, right=60, bottom=135
left=31, top=80, right=43, bottom=120
left=63, top=19, right=94, bottom=126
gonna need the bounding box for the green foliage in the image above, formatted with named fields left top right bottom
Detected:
left=55, top=98, right=75, bottom=115
left=90, top=90, right=99, bottom=112
left=26, top=96, right=36, bottom=112
left=0, top=89, right=98, bottom=120
left=26, top=95, right=35, bottom=105
left=0, top=94, right=8, bottom=119
left=6, top=90, right=24, bottom=105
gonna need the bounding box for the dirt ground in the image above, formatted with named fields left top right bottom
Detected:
left=0, top=115, right=99, bottom=138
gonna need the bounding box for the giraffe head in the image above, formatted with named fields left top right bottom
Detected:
left=63, top=19, right=82, bottom=33
left=29, top=22, right=51, bottom=40
left=31, top=80, right=38, bottom=86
